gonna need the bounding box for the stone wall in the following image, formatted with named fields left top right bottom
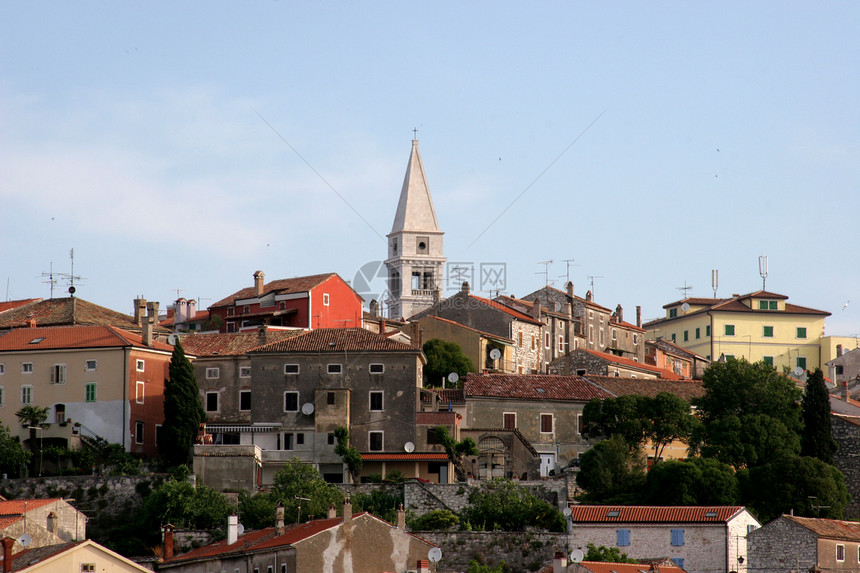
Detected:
left=417, top=531, right=569, bottom=572
left=831, top=415, right=860, bottom=520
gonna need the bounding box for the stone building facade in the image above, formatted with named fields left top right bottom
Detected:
left=748, top=515, right=860, bottom=573
left=831, top=413, right=860, bottom=520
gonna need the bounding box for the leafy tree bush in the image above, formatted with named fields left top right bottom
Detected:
left=467, top=559, right=510, bottom=573
left=461, top=479, right=565, bottom=532
left=141, top=479, right=232, bottom=533
left=407, top=509, right=461, bottom=531
left=801, top=368, right=837, bottom=464
left=434, top=426, right=478, bottom=482
left=15, top=405, right=49, bottom=475
left=333, top=426, right=362, bottom=483
left=644, top=457, right=740, bottom=506
left=0, top=423, right=30, bottom=478
left=160, top=339, right=206, bottom=466
left=576, top=435, right=646, bottom=503
left=423, top=339, right=474, bottom=387
left=352, top=489, right=403, bottom=523
left=584, top=543, right=637, bottom=563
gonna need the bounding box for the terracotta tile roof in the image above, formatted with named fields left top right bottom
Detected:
left=181, top=330, right=305, bottom=357
left=662, top=297, right=729, bottom=309
left=0, top=498, right=61, bottom=515
left=530, top=285, right=613, bottom=313
left=464, top=373, right=613, bottom=401
left=0, top=516, right=22, bottom=529
left=578, top=562, right=685, bottom=573
left=648, top=338, right=708, bottom=361
left=421, top=315, right=514, bottom=343
left=250, top=328, right=418, bottom=353
left=160, top=310, right=210, bottom=328
left=782, top=515, right=860, bottom=541
left=210, top=273, right=338, bottom=308
left=578, top=349, right=681, bottom=380
left=435, top=389, right=466, bottom=403
left=612, top=320, right=645, bottom=332
left=0, top=297, right=170, bottom=332
left=416, top=411, right=459, bottom=425
left=832, top=413, right=860, bottom=427
left=0, top=326, right=173, bottom=352
left=0, top=299, right=41, bottom=313
left=586, top=376, right=706, bottom=401
left=568, top=505, right=747, bottom=523
left=467, top=294, right=544, bottom=326
left=649, top=293, right=830, bottom=325
left=361, top=453, right=449, bottom=461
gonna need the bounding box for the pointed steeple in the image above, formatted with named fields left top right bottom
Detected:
left=390, top=140, right=440, bottom=234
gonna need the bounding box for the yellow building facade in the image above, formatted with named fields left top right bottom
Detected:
left=643, top=291, right=830, bottom=372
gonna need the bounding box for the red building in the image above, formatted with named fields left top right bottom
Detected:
left=208, top=271, right=363, bottom=333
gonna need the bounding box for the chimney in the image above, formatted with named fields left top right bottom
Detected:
left=134, top=297, right=147, bottom=326
left=369, top=299, right=379, bottom=318
left=328, top=503, right=337, bottom=519
left=254, top=270, right=265, bottom=296
left=586, top=290, right=593, bottom=302
left=461, top=281, right=470, bottom=296
left=396, top=504, right=406, bottom=529
left=143, top=301, right=159, bottom=346
left=416, top=560, right=431, bottom=573
left=531, top=300, right=542, bottom=320
left=162, top=525, right=175, bottom=560
left=342, top=497, right=352, bottom=523
left=176, top=298, right=187, bottom=323
left=143, top=316, right=153, bottom=347
left=615, top=304, right=623, bottom=324
left=1, top=537, right=14, bottom=573
left=837, top=344, right=843, bottom=357
left=566, top=281, right=574, bottom=299
left=843, top=381, right=849, bottom=402
left=187, top=299, right=196, bottom=320
left=275, top=504, right=285, bottom=534
left=227, top=514, right=239, bottom=545
left=553, top=551, right=568, bottom=573
left=258, top=324, right=268, bottom=347
left=636, top=305, right=642, bottom=328
left=47, top=512, right=57, bottom=534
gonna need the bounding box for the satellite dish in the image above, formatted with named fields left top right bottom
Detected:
left=447, top=372, right=459, bottom=384
left=428, top=547, right=443, bottom=563
left=167, top=334, right=178, bottom=345
left=489, top=348, right=501, bottom=360
left=404, top=441, right=415, bottom=453
left=301, top=403, right=315, bottom=415
left=681, top=302, right=690, bottom=312
left=793, top=366, right=804, bottom=377
left=68, top=286, right=76, bottom=295
left=17, top=533, right=31, bottom=547
left=237, top=524, right=245, bottom=535
left=570, top=549, right=584, bottom=563
left=563, top=507, right=572, bottom=518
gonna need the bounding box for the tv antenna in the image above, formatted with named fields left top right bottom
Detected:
left=676, top=281, right=693, bottom=299
left=711, top=267, right=719, bottom=298
left=172, top=289, right=184, bottom=299
left=295, top=496, right=311, bottom=524
left=587, top=275, right=603, bottom=296
left=536, top=260, right=553, bottom=286
left=40, top=262, right=58, bottom=299
left=559, top=258, right=578, bottom=283
left=758, top=254, right=768, bottom=291
left=42, top=249, right=84, bottom=297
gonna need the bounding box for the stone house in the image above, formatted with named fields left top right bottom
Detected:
left=568, top=505, right=760, bottom=573
left=417, top=314, right=517, bottom=374
left=748, top=514, right=860, bottom=573
left=831, top=413, right=860, bottom=520
left=412, top=282, right=544, bottom=374
left=549, top=348, right=677, bottom=379
left=158, top=503, right=438, bottom=573
left=462, top=373, right=613, bottom=476
left=827, top=346, right=860, bottom=388
left=646, top=338, right=710, bottom=379
left=0, top=498, right=86, bottom=552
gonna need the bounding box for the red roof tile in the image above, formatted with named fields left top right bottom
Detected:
left=361, top=453, right=449, bottom=461
left=0, top=326, right=173, bottom=352
left=465, top=373, right=613, bottom=401
left=421, top=315, right=514, bottom=343
left=579, top=562, right=685, bottom=573
left=251, top=328, right=418, bottom=353
left=0, top=297, right=170, bottom=332
left=579, top=349, right=681, bottom=379
left=468, top=294, right=544, bottom=325
left=783, top=515, right=860, bottom=541
left=569, top=505, right=746, bottom=523
left=0, top=299, right=41, bottom=313
left=0, top=498, right=63, bottom=516
left=181, top=330, right=305, bottom=357
left=435, top=389, right=466, bottom=403
left=211, top=273, right=340, bottom=308
left=416, top=412, right=459, bottom=425
left=586, top=376, right=705, bottom=402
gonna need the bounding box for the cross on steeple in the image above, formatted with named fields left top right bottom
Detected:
left=412, top=127, right=418, bottom=139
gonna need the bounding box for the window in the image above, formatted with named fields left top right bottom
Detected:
left=518, top=332, right=523, bottom=347
left=599, top=328, right=604, bottom=345
left=369, top=363, right=384, bottom=374
left=327, top=392, right=336, bottom=405
left=588, top=326, right=594, bottom=342
left=283, top=433, right=294, bottom=450
left=227, top=307, right=235, bottom=316
left=759, top=300, right=778, bottom=310
left=22, top=362, right=33, bottom=374
left=540, top=414, right=553, bottom=434
left=763, top=326, right=774, bottom=337
left=558, top=335, right=564, bottom=353
left=725, top=324, right=735, bottom=336
left=242, top=305, right=250, bottom=314
left=240, top=366, right=251, bottom=378
left=284, top=363, right=299, bottom=374
left=671, top=529, right=685, bottom=546
left=135, top=421, right=144, bottom=444
left=296, top=433, right=304, bottom=445
left=797, top=357, right=807, bottom=370
left=82, top=565, right=96, bottom=572
left=797, top=327, right=807, bottom=339
left=671, top=333, right=676, bottom=343
left=327, top=433, right=335, bottom=445
left=268, top=566, right=274, bottom=573
left=281, top=564, right=287, bottom=573
left=327, top=364, right=342, bottom=374
left=240, top=390, right=251, bottom=411
left=21, top=385, right=32, bottom=405
left=51, top=364, right=66, bottom=384
left=695, top=327, right=700, bottom=339
left=206, top=392, right=219, bottom=412
left=683, top=330, right=688, bottom=342
left=669, top=308, right=678, bottom=317
left=531, top=334, right=536, bottom=350
left=136, top=381, right=145, bottom=404
left=836, top=544, right=845, bottom=561
left=503, top=412, right=516, bottom=429
left=670, top=558, right=684, bottom=569
left=545, top=332, right=550, bottom=349
left=206, top=367, right=220, bottom=379
left=369, top=431, right=383, bottom=451
left=85, top=383, right=97, bottom=402
left=616, top=529, right=630, bottom=546
left=136, top=359, right=145, bottom=372
left=284, top=392, right=299, bottom=412
left=577, top=413, right=584, bottom=435
left=763, top=356, right=773, bottom=366
left=706, top=325, right=711, bottom=336
left=0, top=363, right=3, bottom=375
left=369, top=391, right=384, bottom=411
left=836, top=365, right=844, bottom=375
left=226, top=321, right=236, bottom=333
left=323, top=293, right=330, bottom=306
left=85, top=359, right=97, bottom=371
left=612, top=328, right=617, bottom=341
left=0, top=386, right=4, bottom=407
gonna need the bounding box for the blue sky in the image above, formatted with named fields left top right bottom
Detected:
left=2, top=2, right=858, bottom=335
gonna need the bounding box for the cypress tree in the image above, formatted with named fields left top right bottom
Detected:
left=160, top=339, right=206, bottom=466
left=801, top=368, right=837, bottom=464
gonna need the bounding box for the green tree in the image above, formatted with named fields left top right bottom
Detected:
left=693, top=358, right=802, bottom=468
left=434, top=426, right=478, bottom=482
left=576, top=435, right=646, bottom=503
left=269, top=459, right=344, bottom=523
left=407, top=509, right=461, bottom=531
left=423, top=339, right=474, bottom=387
left=644, top=457, right=740, bottom=506
left=160, top=339, right=206, bottom=466
left=461, top=478, right=566, bottom=532
left=0, top=422, right=30, bottom=477
left=15, top=405, right=49, bottom=475
left=740, top=455, right=849, bottom=522
left=582, top=396, right=649, bottom=449
left=352, top=489, right=403, bottom=523
left=333, top=426, right=362, bottom=483
left=801, top=368, right=837, bottom=464
left=142, top=479, right=232, bottom=532
left=584, top=543, right=638, bottom=563
left=466, top=560, right=509, bottom=573
left=645, top=392, right=695, bottom=460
